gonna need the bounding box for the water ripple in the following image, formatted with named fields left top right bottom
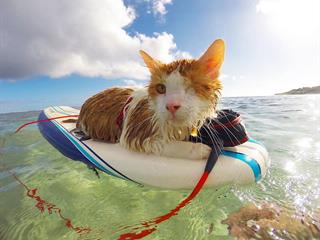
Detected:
left=1, top=95, right=320, bottom=239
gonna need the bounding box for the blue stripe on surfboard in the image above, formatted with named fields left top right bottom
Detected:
left=52, top=117, right=140, bottom=184
left=47, top=107, right=139, bottom=183
left=248, top=138, right=265, bottom=147
left=242, top=138, right=268, bottom=163
left=47, top=106, right=263, bottom=182
left=222, top=150, right=262, bottom=181
left=38, top=111, right=127, bottom=180
left=79, top=140, right=141, bottom=184
left=50, top=119, right=126, bottom=180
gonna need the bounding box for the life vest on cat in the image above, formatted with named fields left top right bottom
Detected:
left=190, top=109, right=248, bottom=147
left=189, top=109, right=249, bottom=173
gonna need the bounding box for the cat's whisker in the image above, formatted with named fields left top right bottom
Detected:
left=212, top=119, right=235, bottom=140
left=219, top=111, right=240, bottom=132
left=213, top=119, right=234, bottom=140
left=212, top=119, right=241, bottom=145
left=206, top=125, right=220, bottom=147
left=208, top=127, right=221, bottom=150
left=202, top=125, right=217, bottom=150
left=197, top=127, right=207, bottom=158
left=213, top=118, right=238, bottom=137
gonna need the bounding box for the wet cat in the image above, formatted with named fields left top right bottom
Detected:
left=77, top=39, right=225, bottom=159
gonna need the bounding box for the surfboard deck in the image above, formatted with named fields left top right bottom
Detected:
left=38, top=106, right=269, bottom=189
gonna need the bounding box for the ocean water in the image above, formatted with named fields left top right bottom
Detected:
left=0, top=95, right=319, bottom=239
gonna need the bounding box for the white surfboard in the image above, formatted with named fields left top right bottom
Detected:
left=38, top=106, right=269, bottom=189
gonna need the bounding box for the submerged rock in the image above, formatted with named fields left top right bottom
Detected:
left=222, top=204, right=320, bottom=239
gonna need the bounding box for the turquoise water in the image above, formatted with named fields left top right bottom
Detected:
left=1, top=95, right=320, bottom=239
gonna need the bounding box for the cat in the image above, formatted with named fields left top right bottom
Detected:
left=76, top=39, right=225, bottom=160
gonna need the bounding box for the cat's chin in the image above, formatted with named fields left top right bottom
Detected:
left=165, top=116, right=190, bottom=127
left=168, top=118, right=185, bottom=126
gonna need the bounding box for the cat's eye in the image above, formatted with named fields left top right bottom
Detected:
left=156, top=84, right=166, bottom=94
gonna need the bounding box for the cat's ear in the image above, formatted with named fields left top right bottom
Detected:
left=196, top=39, right=225, bottom=79
left=139, top=50, right=162, bottom=73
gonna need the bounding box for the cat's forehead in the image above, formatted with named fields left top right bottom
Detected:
left=159, top=59, right=196, bottom=89
left=161, top=59, right=195, bottom=76
left=165, top=71, right=187, bottom=90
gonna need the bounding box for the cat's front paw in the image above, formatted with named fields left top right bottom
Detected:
left=189, top=143, right=211, bottom=160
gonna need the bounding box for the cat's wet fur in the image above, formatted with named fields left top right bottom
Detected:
left=77, top=39, right=225, bottom=159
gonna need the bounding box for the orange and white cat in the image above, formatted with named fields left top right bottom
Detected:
left=77, top=39, right=225, bottom=159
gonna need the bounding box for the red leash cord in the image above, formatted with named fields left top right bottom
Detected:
left=117, top=149, right=221, bottom=239
left=118, top=172, right=210, bottom=239
left=2, top=115, right=92, bottom=238
left=14, top=114, right=214, bottom=240
left=15, top=115, right=79, bottom=133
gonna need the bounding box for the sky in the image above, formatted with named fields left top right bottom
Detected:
left=1, top=0, right=320, bottom=113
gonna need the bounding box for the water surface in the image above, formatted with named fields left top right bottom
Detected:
left=1, top=95, right=320, bottom=239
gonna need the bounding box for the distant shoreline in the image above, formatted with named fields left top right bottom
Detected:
left=1, top=95, right=319, bottom=115
left=276, top=85, right=320, bottom=95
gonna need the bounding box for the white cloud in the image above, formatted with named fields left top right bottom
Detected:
left=122, top=79, right=145, bottom=87
left=173, top=50, right=192, bottom=59
left=144, top=0, right=172, bottom=19
left=151, top=0, right=172, bottom=16
left=255, top=0, right=320, bottom=93
left=256, top=0, right=320, bottom=40
left=0, top=0, right=188, bottom=80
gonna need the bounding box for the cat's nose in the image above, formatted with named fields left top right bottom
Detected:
left=166, top=104, right=181, bottom=114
